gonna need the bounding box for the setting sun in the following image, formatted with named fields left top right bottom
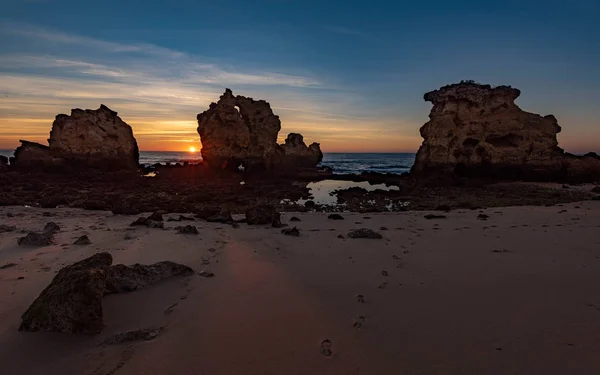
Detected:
left=189, top=146, right=197, bottom=153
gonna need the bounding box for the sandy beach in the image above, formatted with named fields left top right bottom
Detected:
left=2, top=201, right=600, bottom=374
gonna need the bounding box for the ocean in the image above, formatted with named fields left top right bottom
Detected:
left=0, top=150, right=416, bottom=175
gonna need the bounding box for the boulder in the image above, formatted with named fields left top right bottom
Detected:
left=104, top=261, right=194, bottom=294
left=19, top=253, right=194, bottom=334
left=197, top=89, right=322, bottom=174
left=19, top=252, right=113, bottom=334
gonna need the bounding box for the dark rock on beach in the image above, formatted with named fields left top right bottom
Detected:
left=73, top=235, right=92, bottom=245
left=281, top=227, right=300, bottom=236
left=246, top=205, right=281, bottom=226
left=19, top=252, right=113, bottom=334
left=104, top=261, right=194, bottom=294
left=347, top=228, right=383, bottom=239
left=20, top=252, right=194, bottom=334
left=328, top=213, right=344, bottom=220
left=17, top=232, right=54, bottom=247
left=177, top=225, right=198, bottom=234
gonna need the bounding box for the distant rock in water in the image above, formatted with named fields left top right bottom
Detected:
left=11, top=105, right=139, bottom=171
left=411, top=81, right=600, bottom=183
left=196, top=89, right=322, bottom=175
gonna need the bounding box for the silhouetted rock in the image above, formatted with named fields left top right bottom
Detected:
left=592, top=186, right=600, bottom=194
left=49, top=105, right=139, bottom=169
left=104, top=261, right=194, bottom=294
left=347, top=228, right=382, bottom=239
left=43, top=222, right=60, bottom=234
left=281, top=227, right=300, bottom=236
left=412, top=81, right=600, bottom=183
left=12, top=105, right=139, bottom=171
left=0, top=155, right=8, bottom=171
left=177, top=225, right=198, bottom=234
left=328, top=213, right=344, bottom=220
left=197, top=89, right=322, bottom=174
left=19, top=252, right=113, bottom=334
left=424, top=214, right=447, bottom=220
left=11, top=141, right=57, bottom=170
left=17, top=232, right=54, bottom=247
left=148, top=212, right=164, bottom=221
left=206, top=210, right=234, bottom=224
left=73, top=235, right=92, bottom=245
left=245, top=205, right=281, bottom=226
left=290, top=216, right=301, bottom=222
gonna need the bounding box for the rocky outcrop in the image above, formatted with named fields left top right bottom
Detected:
left=275, top=133, right=323, bottom=171
left=197, top=89, right=322, bottom=174
left=11, top=141, right=59, bottom=169
left=20, top=253, right=193, bottom=334
left=11, top=105, right=139, bottom=171
left=412, top=81, right=600, bottom=182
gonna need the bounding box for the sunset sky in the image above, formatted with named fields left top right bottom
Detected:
left=1, top=0, right=598, bottom=153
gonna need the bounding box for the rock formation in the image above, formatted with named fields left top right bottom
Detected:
left=412, top=81, right=600, bottom=182
left=11, top=105, right=139, bottom=171
left=197, top=89, right=322, bottom=174
left=20, top=252, right=193, bottom=334
left=0, top=155, right=8, bottom=171
left=19, top=252, right=112, bottom=334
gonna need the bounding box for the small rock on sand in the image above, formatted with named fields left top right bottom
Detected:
left=100, top=328, right=163, bottom=346
left=73, top=235, right=92, bottom=245
left=17, top=232, right=54, bottom=247
left=1, top=263, right=17, bottom=269
left=177, top=225, right=199, bottom=234
left=43, top=222, right=61, bottom=234
left=148, top=212, right=164, bottom=221
left=281, top=227, right=300, bottom=236
left=328, top=214, right=344, bottom=220
left=290, top=217, right=301, bottom=222
left=424, top=214, right=447, bottom=220
left=478, top=214, right=490, bottom=220
left=347, top=228, right=382, bottom=239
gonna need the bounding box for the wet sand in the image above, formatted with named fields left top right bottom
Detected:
left=1, top=202, right=600, bottom=374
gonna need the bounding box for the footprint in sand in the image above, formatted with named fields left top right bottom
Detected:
left=378, top=282, right=388, bottom=289
left=356, top=294, right=365, bottom=303
left=320, top=339, right=333, bottom=357
left=353, top=316, right=365, bottom=329
left=381, top=270, right=388, bottom=276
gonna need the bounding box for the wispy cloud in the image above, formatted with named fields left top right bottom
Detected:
left=0, top=21, right=410, bottom=151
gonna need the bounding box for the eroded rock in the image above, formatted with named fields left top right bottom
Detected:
left=12, top=105, right=139, bottom=171
left=197, top=89, right=322, bottom=174
left=412, top=81, right=600, bottom=183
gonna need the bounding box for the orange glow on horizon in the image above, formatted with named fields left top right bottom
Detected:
left=189, top=146, right=197, bottom=153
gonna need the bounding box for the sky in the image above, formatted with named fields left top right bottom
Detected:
left=0, top=0, right=598, bottom=153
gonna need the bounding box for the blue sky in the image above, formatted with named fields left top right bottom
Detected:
left=0, top=0, right=598, bottom=152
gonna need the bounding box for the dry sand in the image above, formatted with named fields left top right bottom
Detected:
left=1, top=202, right=600, bottom=374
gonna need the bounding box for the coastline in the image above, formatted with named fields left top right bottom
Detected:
left=2, top=202, right=600, bottom=374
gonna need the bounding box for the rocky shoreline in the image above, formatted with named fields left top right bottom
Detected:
left=1, top=82, right=599, bottom=214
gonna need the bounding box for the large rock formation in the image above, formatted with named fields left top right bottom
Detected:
left=11, top=105, right=139, bottom=171
left=412, top=81, right=600, bottom=182
left=0, top=155, right=8, bottom=171
left=197, top=89, right=322, bottom=174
